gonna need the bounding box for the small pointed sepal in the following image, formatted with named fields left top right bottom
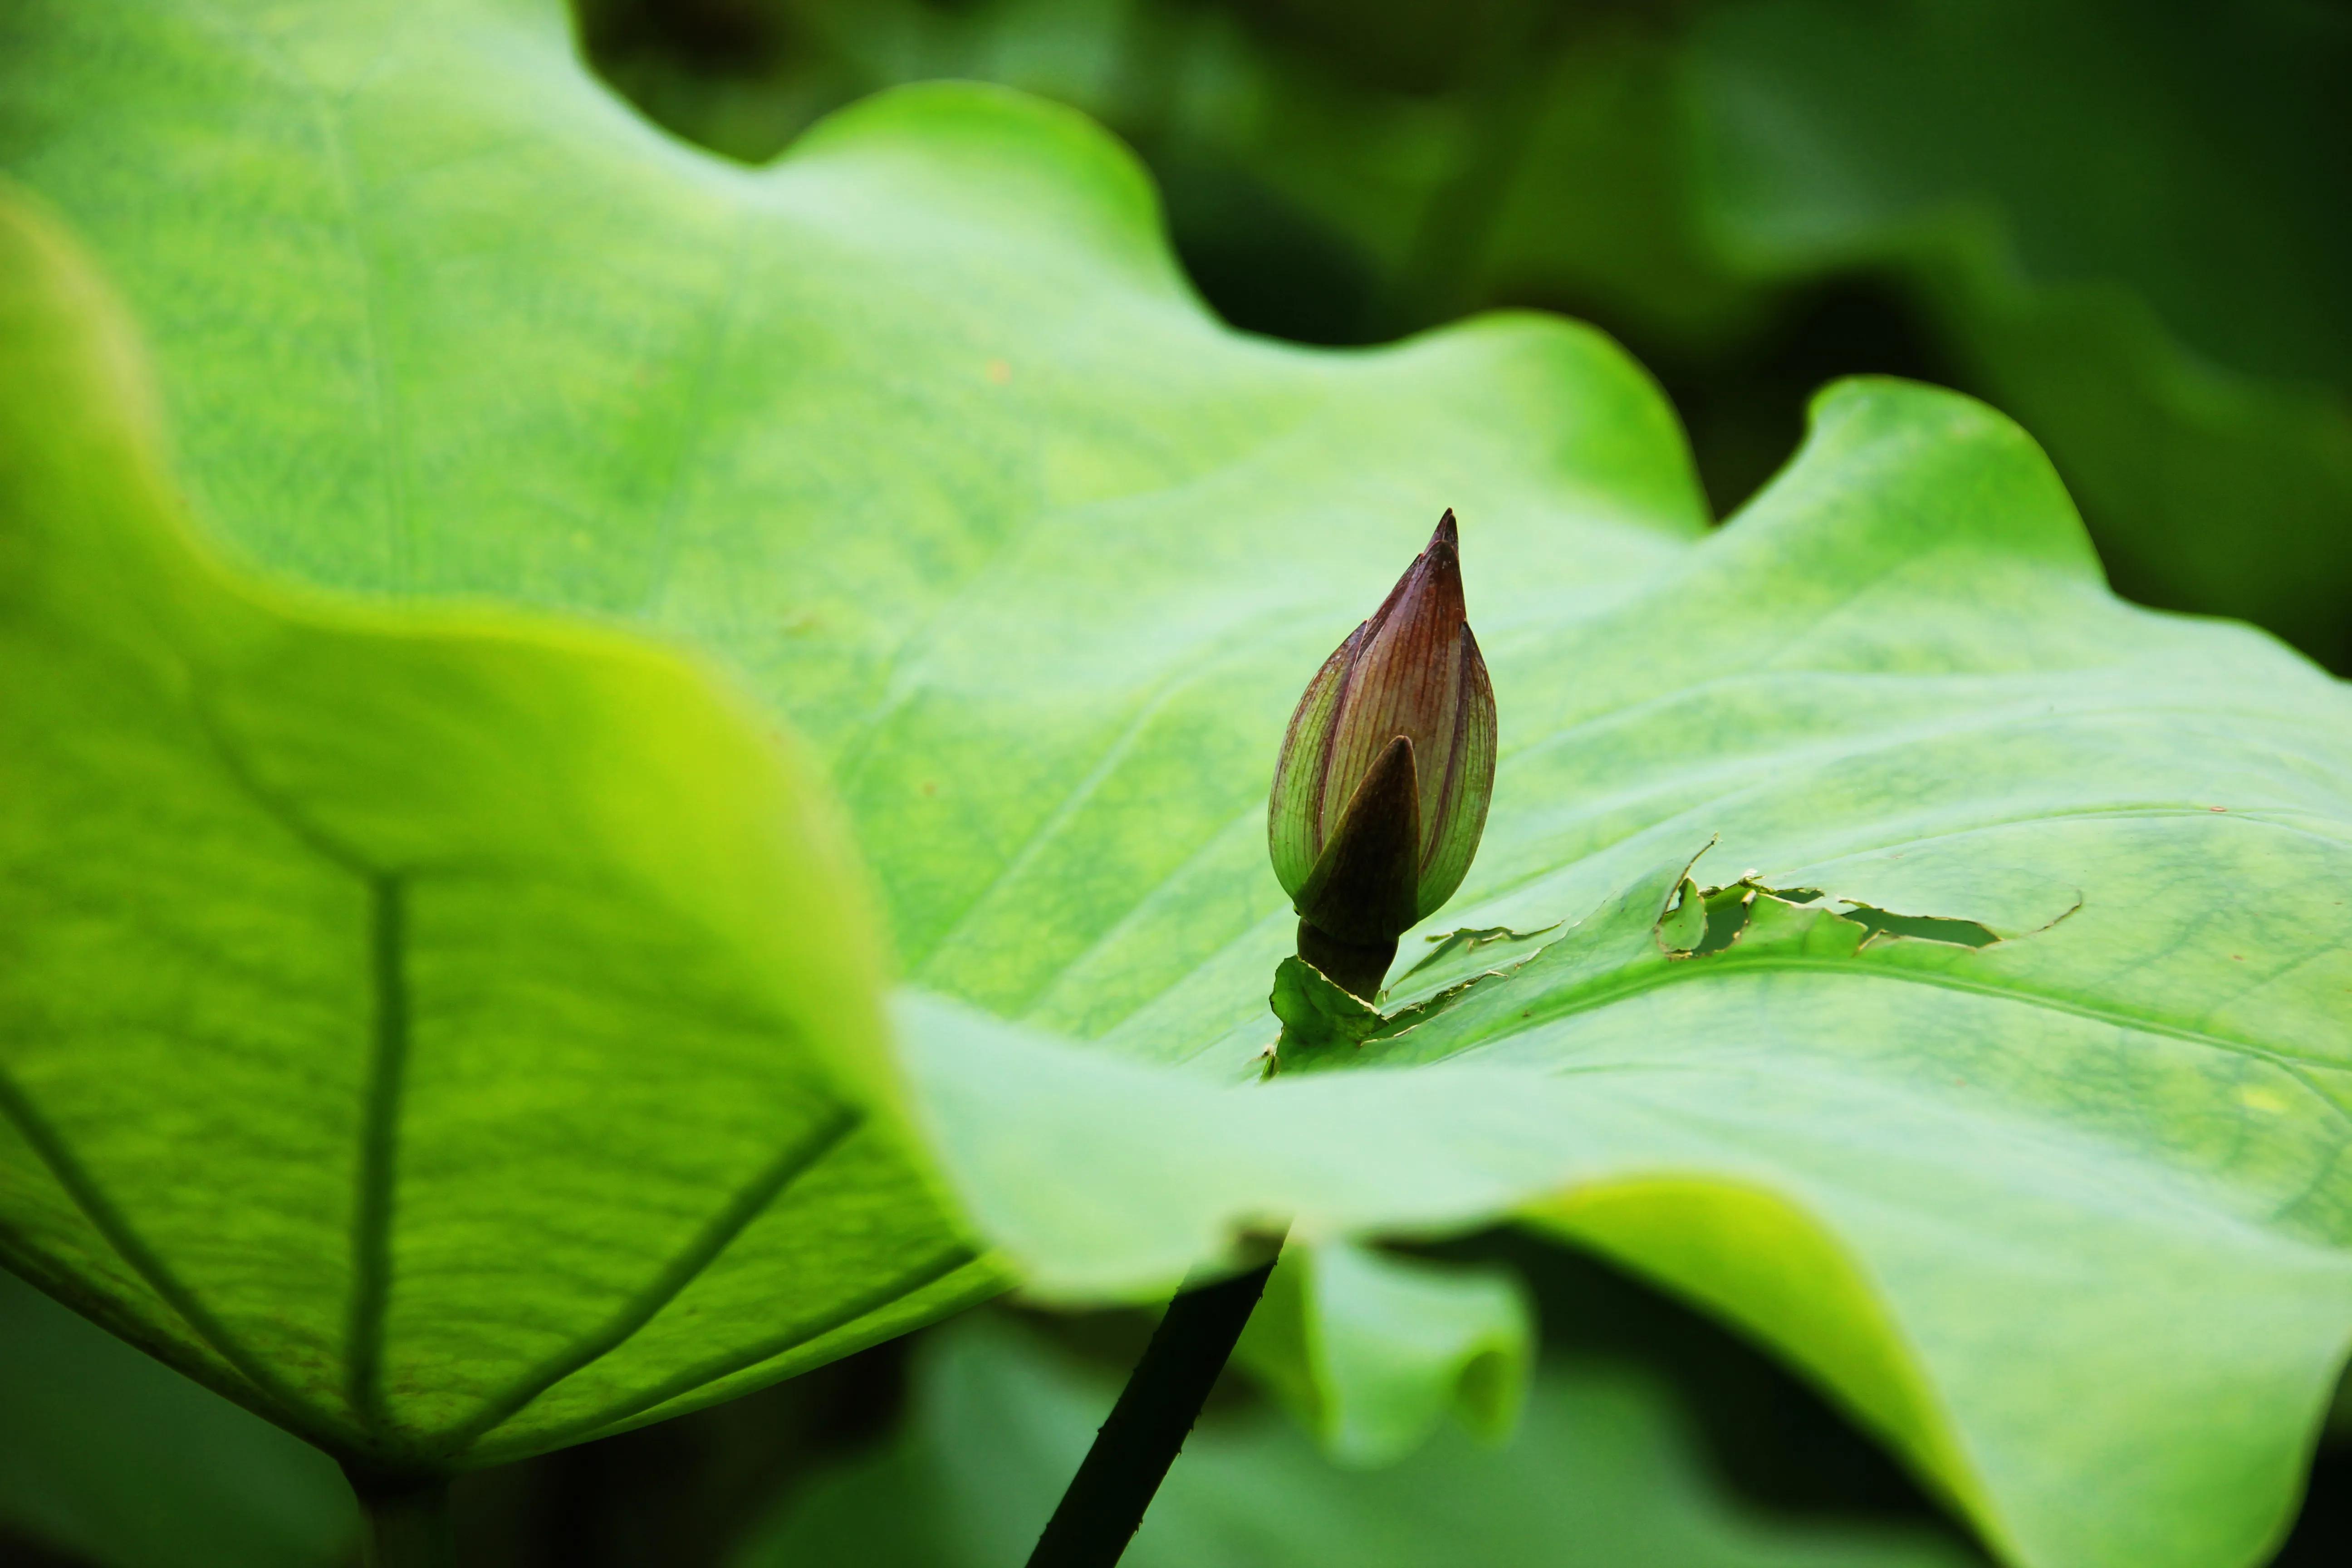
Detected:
left=1292, top=733, right=1420, bottom=947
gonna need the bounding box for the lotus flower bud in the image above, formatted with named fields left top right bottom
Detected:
left=1268, top=510, right=1496, bottom=998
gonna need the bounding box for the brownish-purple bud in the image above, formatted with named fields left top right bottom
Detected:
left=1268, top=511, right=1497, bottom=981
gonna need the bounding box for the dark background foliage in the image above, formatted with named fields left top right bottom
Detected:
left=5, top=1, right=2348, bottom=1563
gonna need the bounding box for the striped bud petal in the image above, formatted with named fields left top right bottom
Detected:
left=1267, top=629, right=1359, bottom=899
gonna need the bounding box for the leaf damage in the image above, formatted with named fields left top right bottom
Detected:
left=1273, top=839, right=2054, bottom=1069
left=1656, top=858, right=2022, bottom=960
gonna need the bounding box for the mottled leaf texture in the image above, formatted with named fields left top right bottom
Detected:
left=4, top=6, right=2352, bottom=1568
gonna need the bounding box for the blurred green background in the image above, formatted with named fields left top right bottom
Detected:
left=5, top=0, right=2347, bottom=1563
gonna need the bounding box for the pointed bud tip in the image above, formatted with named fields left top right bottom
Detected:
left=1420, top=519, right=1463, bottom=602
left=1415, top=510, right=1460, bottom=587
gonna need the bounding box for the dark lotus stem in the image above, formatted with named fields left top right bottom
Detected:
left=1025, top=917, right=1387, bottom=1566
left=1024, top=1254, right=1279, bottom=1568
left=346, top=1469, right=456, bottom=1568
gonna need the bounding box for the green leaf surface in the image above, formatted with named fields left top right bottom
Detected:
left=0, top=0, right=1708, bottom=1068
left=0, top=1268, right=355, bottom=1568
left=0, top=188, right=994, bottom=1470
left=736, top=1309, right=1981, bottom=1568
left=7, top=6, right=2352, bottom=1567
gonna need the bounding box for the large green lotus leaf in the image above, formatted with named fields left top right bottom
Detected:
left=1685, top=0, right=2352, bottom=665
left=737, top=1309, right=1982, bottom=1568
left=0, top=0, right=1693, bottom=1485
left=0, top=190, right=995, bottom=1471
left=887, top=374, right=2352, bottom=1568
left=8, top=4, right=2352, bottom=1566
left=889, top=383, right=2352, bottom=1568
left=0, top=0, right=1707, bottom=1022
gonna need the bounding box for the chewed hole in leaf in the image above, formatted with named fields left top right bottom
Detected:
left=1837, top=903, right=2000, bottom=949
left=1383, top=921, right=1566, bottom=1008
left=1400, top=922, right=1563, bottom=976
left=1654, top=851, right=2009, bottom=960
left=1690, top=885, right=1755, bottom=956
